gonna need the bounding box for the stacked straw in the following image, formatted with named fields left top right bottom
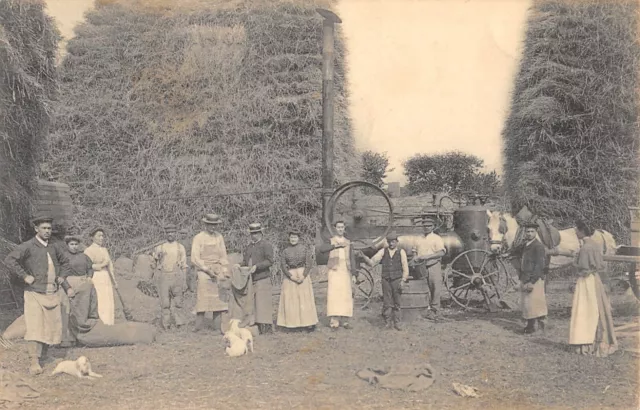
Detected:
left=502, top=0, right=639, bottom=240
left=47, top=0, right=358, bottom=256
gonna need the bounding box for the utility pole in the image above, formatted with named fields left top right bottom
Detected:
left=317, top=8, right=341, bottom=232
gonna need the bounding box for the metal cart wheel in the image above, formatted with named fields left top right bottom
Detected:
left=353, top=264, right=375, bottom=309
left=444, top=249, right=509, bottom=311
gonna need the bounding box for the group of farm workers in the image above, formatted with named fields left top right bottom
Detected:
left=3, top=209, right=619, bottom=375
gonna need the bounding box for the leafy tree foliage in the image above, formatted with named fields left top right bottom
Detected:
left=403, top=151, right=500, bottom=195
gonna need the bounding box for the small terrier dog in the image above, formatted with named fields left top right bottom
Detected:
left=228, top=318, right=254, bottom=353
left=223, top=332, right=248, bottom=357
left=51, top=356, right=103, bottom=379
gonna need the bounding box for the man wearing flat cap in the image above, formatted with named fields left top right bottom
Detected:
left=509, top=221, right=548, bottom=334
left=4, top=215, right=74, bottom=375
left=243, top=222, right=275, bottom=335
left=412, top=216, right=447, bottom=321
left=191, top=214, right=230, bottom=333
left=361, top=232, right=409, bottom=330
left=152, top=224, right=188, bottom=330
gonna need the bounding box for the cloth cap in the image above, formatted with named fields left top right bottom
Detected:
left=31, top=214, right=53, bottom=225
left=202, top=214, right=223, bottom=225
left=421, top=216, right=436, bottom=225
left=522, top=221, right=539, bottom=229
left=288, top=229, right=302, bottom=236
left=386, top=232, right=399, bottom=242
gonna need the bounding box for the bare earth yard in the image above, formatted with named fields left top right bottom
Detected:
left=1, top=280, right=638, bottom=410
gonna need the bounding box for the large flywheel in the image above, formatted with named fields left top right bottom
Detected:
left=322, top=181, right=394, bottom=308
left=444, top=249, right=509, bottom=311
left=323, top=181, right=394, bottom=250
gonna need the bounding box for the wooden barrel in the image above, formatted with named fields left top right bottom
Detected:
left=400, top=279, right=430, bottom=322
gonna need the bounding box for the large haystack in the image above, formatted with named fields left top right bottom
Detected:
left=47, top=0, right=358, bottom=256
left=0, top=0, right=59, bottom=243
left=502, top=0, right=639, bottom=241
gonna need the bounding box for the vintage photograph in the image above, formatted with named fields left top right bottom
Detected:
left=0, top=0, right=638, bottom=408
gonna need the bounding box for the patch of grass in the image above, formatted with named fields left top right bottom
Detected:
left=502, top=0, right=639, bottom=240
left=46, top=0, right=358, bottom=257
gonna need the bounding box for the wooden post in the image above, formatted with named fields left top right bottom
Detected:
left=317, top=8, right=342, bottom=232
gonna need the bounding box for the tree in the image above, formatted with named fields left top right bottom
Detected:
left=361, top=151, right=393, bottom=187
left=403, top=151, right=500, bottom=195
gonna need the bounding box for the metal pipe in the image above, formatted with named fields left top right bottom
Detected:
left=317, top=8, right=341, bottom=231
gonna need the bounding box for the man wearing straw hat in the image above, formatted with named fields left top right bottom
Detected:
left=4, top=215, right=74, bottom=375
left=243, top=222, right=275, bottom=335
left=152, top=224, right=188, bottom=330
left=191, top=214, right=230, bottom=333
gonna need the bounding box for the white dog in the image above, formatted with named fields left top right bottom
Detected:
left=51, top=356, right=103, bottom=379
left=223, top=332, right=248, bottom=357
left=228, top=319, right=254, bottom=353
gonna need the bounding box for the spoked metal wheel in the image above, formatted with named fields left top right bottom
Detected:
left=353, top=264, right=375, bottom=309
left=444, top=249, right=509, bottom=311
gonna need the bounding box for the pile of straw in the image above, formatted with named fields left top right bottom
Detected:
left=502, top=0, right=639, bottom=241
left=46, top=0, right=357, bottom=256
left=0, top=0, right=59, bottom=243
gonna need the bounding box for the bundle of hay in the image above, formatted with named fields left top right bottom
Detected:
left=46, top=0, right=358, bottom=258
left=0, top=0, right=59, bottom=244
left=502, top=0, right=639, bottom=241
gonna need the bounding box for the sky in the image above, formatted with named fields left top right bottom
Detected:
left=45, top=0, right=532, bottom=183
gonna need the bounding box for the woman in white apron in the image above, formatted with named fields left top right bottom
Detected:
left=191, top=214, right=230, bottom=332
left=317, top=221, right=355, bottom=329
left=568, top=220, right=618, bottom=356
left=84, top=228, right=116, bottom=326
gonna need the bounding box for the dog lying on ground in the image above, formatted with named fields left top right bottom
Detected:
left=228, top=319, right=254, bottom=353
left=51, top=356, right=103, bottom=379
left=223, top=332, right=248, bottom=357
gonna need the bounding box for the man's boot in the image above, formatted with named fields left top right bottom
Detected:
left=28, top=342, right=43, bottom=375
left=393, top=310, right=402, bottom=331
left=383, top=308, right=392, bottom=329
left=194, top=312, right=205, bottom=332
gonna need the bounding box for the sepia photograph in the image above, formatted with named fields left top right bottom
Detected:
left=0, top=0, right=638, bottom=408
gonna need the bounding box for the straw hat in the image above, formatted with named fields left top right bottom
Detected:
left=248, top=222, right=264, bottom=233
left=201, top=214, right=223, bottom=225
left=164, top=224, right=177, bottom=233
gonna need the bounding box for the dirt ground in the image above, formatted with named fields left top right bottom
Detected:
left=1, top=280, right=639, bottom=410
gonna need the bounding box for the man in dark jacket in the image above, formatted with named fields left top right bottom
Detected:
left=510, top=222, right=548, bottom=334
left=4, top=215, right=73, bottom=375
left=243, top=223, right=274, bottom=334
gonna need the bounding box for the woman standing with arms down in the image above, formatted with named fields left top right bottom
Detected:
left=557, top=220, right=618, bottom=356
left=277, top=229, right=318, bottom=331
left=83, top=228, right=116, bottom=326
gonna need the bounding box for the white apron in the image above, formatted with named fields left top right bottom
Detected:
left=327, top=246, right=353, bottom=318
